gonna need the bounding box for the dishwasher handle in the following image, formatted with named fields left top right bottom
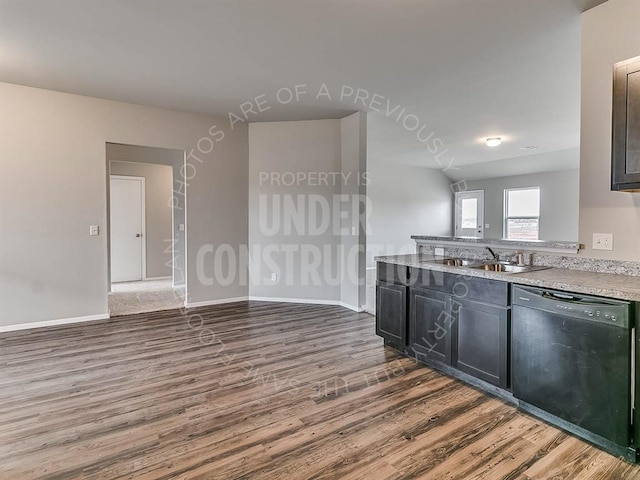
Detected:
left=514, top=285, right=627, bottom=307
left=541, top=291, right=582, bottom=302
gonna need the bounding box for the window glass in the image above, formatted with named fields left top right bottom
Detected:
left=505, top=188, right=540, bottom=240
left=460, top=198, right=478, bottom=229
left=506, top=189, right=540, bottom=217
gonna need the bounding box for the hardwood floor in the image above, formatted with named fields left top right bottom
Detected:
left=1, top=302, right=639, bottom=479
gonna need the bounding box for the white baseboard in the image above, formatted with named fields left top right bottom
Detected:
left=185, top=296, right=249, bottom=308
left=187, top=295, right=364, bottom=312
left=248, top=296, right=364, bottom=312
left=337, top=302, right=365, bottom=313
left=0, top=297, right=363, bottom=333
left=0, top=313, right=111, bottom=333
left=143, top=276, right=172, bottom=281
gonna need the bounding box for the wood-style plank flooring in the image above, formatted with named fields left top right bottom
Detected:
left=1, top=302, right=640, bottom=479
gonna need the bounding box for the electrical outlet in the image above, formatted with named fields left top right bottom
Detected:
left=485, top=223, right=490, bottom=229
left=592, top=233, right=613, bottom=251
left=89, top=225, right=100, bottom=236
left=271, top=273, right=278, bottom=282
left=434, top=247, right=445, bottom=257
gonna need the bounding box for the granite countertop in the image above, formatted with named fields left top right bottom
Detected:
left=410, top=235, right=581, bottom=252
left=375, top=254, right=640, bottom=302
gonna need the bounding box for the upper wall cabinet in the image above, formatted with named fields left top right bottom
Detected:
left=612, top=55, right=640, bottom=192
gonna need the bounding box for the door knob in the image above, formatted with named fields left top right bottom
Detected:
left=136, top=234, right=141, bottom=237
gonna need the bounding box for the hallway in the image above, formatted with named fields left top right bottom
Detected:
left=108, top=279, right=184, bottom=316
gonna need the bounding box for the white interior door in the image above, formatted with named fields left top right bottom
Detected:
left=454, top=190, right=484, bottom=238
left=110, top=176, right=145, bottom=282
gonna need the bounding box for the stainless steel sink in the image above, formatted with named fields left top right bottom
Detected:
left=424, top=258, right=550, bottom=274
left=424, top=258, right=480, bottom=267
left=469, top=262, right=550, bottom=274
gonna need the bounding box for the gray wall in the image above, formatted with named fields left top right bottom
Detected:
left=0, top=81, right=248, bottom=327
left=248, top=116, right=367, bottom=308
left=465, top=169, right=580, bottom=241
left=580, top=0, right=640, bottom=260
left=248, top=119, right=342, bottom=302
left=339, top=112, right=367, bottom=309
left=365, top=160, right=453, bottom=267
left=110, top=161, right=173, bottom=279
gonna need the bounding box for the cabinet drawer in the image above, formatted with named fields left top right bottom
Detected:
left=410, top=267, right=451, bottom=292
left=377, top=262, right=410, bottom=285
left=447, top=275, right=509, bottom=306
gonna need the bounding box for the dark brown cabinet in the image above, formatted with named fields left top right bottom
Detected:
left=409, top=288, right=451, bottom=364
left=451, top=298, right=510, bottom=389
left=376, top=281, right=407, bottom=349
left=375, top=261, right=510, bottom=388
left=376, top=259, right=410, bottom=350
left=612, top=55, right=640, bottom=191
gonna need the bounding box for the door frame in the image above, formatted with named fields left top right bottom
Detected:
left=104, top=144, right=187, bottom=301
left=454, top=190, right=484, bottom=238
left=109, top=175, right=146, bottom=281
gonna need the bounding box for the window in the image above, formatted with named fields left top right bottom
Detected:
left=504, top=187, right=540, bottom=240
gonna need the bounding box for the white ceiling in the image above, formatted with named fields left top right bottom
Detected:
left=0, top=0, right=606, bottom=178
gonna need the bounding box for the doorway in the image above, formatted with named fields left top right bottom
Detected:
left=454, top=190, right=484, bottom=238
left=106, top=143, right=186, bottom=316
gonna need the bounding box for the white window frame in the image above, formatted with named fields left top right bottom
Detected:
left=503, top=186, right=540, bottom=240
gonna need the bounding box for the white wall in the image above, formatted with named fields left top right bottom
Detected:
left=466, top=169, right=580, bottom=241
left=0, top=82, right=248, bottom=327
left=366, top=159, right=453, bottom=267
left=110, top=161, right=173, bottom=279
left=580, top=0, right=640, bottom=260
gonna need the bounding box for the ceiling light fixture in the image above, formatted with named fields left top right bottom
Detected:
left=485, top=137, right=502, bottom=147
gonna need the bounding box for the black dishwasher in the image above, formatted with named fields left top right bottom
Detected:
left=511, top=285, right=632, bottom=447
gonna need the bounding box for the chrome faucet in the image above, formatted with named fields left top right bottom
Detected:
left=503, top=251, right=527, bottom=266
left=485, top=247, right=499, bottom=261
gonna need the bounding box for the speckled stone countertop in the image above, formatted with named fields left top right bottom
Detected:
left=410, top=235, right=581, bottom=253
left=375, top=254, right=640, bottom=302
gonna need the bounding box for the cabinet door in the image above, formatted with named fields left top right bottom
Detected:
left=410, top=288, right=451, bottom=364
left=452, top=298, right=509, bottom=388
left=612, top=56, right=640, bottom=191
left=376, top=282, right=407, bottom=348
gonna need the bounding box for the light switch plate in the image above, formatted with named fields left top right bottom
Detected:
left=592, top=233, right=613, bottom=251
left=89, top=225, right=100, bottom=236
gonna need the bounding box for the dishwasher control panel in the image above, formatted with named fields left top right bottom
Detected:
left=513, top=285, right=630, bottom=328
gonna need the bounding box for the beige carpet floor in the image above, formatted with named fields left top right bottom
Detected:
left=109, top=279, right=185, bottom=316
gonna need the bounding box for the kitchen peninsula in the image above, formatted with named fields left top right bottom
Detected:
left=376, top=241, right=640, bottom=462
